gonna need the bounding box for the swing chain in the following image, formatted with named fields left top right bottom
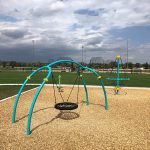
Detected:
left=52, top=67, right=81, bottom=105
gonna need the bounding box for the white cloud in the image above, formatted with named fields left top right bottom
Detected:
left=0, top=0, right=150, bottom=62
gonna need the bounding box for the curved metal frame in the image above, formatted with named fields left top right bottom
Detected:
left=12, top=59, right=108, bottom=136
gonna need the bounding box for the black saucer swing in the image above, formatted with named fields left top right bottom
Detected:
left=51, top=72, right=81, bottom=111
left=55, top=102, right=78, bottom=110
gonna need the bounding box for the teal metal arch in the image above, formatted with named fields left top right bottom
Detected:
left=12, top=59, right=108, bottom=136
left=12, top=65, right=51, bottom=124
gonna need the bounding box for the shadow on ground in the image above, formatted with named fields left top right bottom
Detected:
left=15, top=101, right=104, bottom=134
left=16, top=106, right=54, bottom=123
left=31, top=111, right=80, bottom=133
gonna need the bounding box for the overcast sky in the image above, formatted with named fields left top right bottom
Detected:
left=0, top=0, right=150, bottom=63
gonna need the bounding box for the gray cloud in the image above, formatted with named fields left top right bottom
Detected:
left=86, top=36, right=103, bottom=46
left=0, top=38, right=81, bottom=62
left=0, top=0, right=150, bottom=63
left=1, top=29, right=28, bottom=39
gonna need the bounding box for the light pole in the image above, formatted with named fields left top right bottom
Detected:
left=126, top=39, right=129, bottom=69
left=84, top=46, right=86, bottom=64
left=32, top=40, right=35, bottom=63
left=82, top=45, right=84, bottom=64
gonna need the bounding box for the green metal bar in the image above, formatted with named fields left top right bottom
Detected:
left=27, top=67, right=52, bottom=135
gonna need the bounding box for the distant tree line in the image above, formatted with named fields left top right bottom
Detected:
left=0, top=61, right=48, bottom=68
left=0, top=60, right=149, bottom=69
left=87, top=62, right=149, bottom=69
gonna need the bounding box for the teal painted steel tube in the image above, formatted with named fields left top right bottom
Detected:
left=12, top=66, right=50, bottom=123
left=107, top=77, right=130, bottom=81
left=12, top=79, right=28, bottom=123
left=27, top=67, right=52, bottom=135
left=29, top=66, right=47, bottom=77
left=84, top=66, right=99, bottom=76
left=117, top=59, right=120, bottom=88
left=116, top=59, right=120, bottom=94
left=100, top=80, right=108, bottom=110
left=83, top=66, right=108, bottom=109
left=84, top=66, right=108, bottom=110
left=81, top=78, right=89, bottom=105
left=27, top=81, right=46, bottom=135
left=48, top=59, right=84, bottom=68
left=106, top=56, right=130, bottom=95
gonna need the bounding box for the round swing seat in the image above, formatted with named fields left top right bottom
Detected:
left=54, top=102, right=78, bottom=110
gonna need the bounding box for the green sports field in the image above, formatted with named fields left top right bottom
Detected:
left=0, top=70, right=150, bottom=100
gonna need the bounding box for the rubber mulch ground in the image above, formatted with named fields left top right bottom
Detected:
left=0, top=86, right=150, bottom=150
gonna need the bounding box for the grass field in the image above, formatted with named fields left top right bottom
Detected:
left=0, top=70, right=150, bottom=100
left=0, top=85, right=37, bottom=100
left=0, top=70, right=150, bottom=86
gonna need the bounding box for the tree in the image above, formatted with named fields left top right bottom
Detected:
left=143, top=62, right=149, bottom=69
left=109, top=61, right=116, bottom=69
left=128, top=62, right=133, bottom=69
left=135, top=63, right=141, bottom=68
left=2, top=61, right=6, bottom=68
left=10, top=61, right=16, bottom=68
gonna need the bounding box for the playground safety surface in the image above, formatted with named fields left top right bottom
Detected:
left=0, top=87, right=150, bottom=150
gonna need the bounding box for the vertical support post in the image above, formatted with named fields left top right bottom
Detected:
left=58, top=75, right=61, bottom=87
left=117, top=58, right=120, bottom=88
left=77, top=67, right=89, bottom=105
left=12, top=79, right=28, bottom=123
left=82, top=45, right=84, bottom=64
left=27, top=81, right=46, bottom=135
left=126, top=39, right=128, bottom=69
left=27, top=68, right=52, bottom=135
left=12, top=66, right=49, bottom=123
left=116, top=56, right=121, bottom=95
left=100, top=80, right=108, bottom=110
left=84, top=66, right=108, bottom=110
left=81, top=78, right=89, bottom=105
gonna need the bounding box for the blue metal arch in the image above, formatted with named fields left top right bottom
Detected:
left=12, top=59, right=108, bottom=136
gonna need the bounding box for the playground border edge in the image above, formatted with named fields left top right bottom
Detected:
left=0, top=84, right=150, bottom=103
left=0, top=86, right=39, bottom=103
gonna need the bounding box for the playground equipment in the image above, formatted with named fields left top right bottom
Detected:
left=55, top=102, right=78, bottom=110
left=57, top=75, right=64, bottom=92
left=12, top=60, right=108, bottom=135
left=107, top=55, right=130, bottom=94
